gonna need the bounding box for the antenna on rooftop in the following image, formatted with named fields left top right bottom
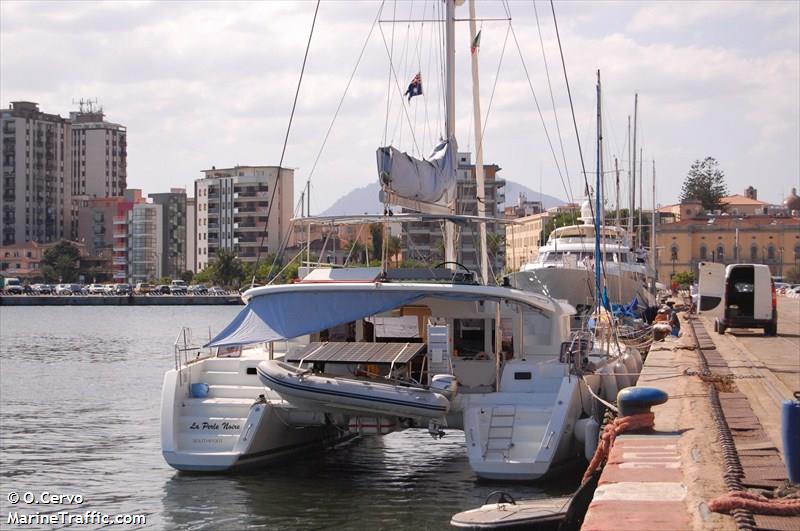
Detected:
left=72, top=97, right=102, bottom=114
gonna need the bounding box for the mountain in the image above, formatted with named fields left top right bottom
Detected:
left=319, top=181, right=565, bottom=216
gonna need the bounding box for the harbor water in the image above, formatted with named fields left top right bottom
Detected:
left=0, top=306, right=577, bottom=530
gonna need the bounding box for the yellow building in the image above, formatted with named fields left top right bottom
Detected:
left=655, top=216, right=800, bottom=285
left=504, top=212, right=552, bottom=272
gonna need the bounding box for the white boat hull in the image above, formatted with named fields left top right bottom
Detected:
left=462, top=377, right=583, bottom=480
left=161, top=356, right=347, bottom=472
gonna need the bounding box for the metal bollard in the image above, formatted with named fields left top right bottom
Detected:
left=617, top=386, right=669, bottom=417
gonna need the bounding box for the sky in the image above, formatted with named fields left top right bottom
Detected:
left=1, top=0, right=798, bottom=213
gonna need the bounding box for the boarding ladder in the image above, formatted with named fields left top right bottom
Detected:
left=483, top=405, right=516, bottom=459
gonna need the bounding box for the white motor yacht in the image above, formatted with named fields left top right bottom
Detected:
left=510, top=199, right=655, bottom=322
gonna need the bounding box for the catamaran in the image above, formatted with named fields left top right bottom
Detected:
left=160, top=0, right=641, bottom=480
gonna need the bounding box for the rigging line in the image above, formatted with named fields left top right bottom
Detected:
left=436, top=0, right=446, bottom=138
left=533, top=0, right=574, bottom=205
left=549, top=0, right=588, bottom=200
left=419, top=0, right=434, bottom=150
left=479, top=21, right=511, bottom=155
left=383, top=0, right=397, bottom=146
left=377, top=23, right=422, bottom=154
left=251, top=0, right=320, bottom=287
left=504, top=4, right=572, bottom=208
left=396, top=0, right=416, bottom=133
left=307, top=1, right=383, bottom=192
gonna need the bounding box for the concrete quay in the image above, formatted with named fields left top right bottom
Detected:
left=582, top=296, right=799, bottom=531
left=0, top=294, right=243, bottom=305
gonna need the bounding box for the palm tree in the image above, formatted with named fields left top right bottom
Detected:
left=387, top=236, right=402, bottom=266
left=213, top=250, right=244, bottom=287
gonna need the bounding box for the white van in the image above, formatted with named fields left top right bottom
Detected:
left=698, top=262, right=777, bottom=336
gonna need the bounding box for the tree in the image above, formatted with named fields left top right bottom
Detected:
left=680, top=157, right=728, bottom=212
left=369, top=223, right=383, bottom=262
left=345, top=241, right=367, bottom=265
left=180, top=270, right=194, bottom=283
left=192, top=265, right=216, bottom=285
left=212, top=250, right=244, bottom=287
left=671, top=271, right=694, bottom=289
left=42, top=241, right=81, bottom=282
left=387, top=235, right=402, bottom=266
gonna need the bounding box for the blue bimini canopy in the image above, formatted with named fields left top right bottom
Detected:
left=206, top=290, right=427, bottom=348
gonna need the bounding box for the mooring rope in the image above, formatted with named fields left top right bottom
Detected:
left=581, top=411, right=655, bottom=484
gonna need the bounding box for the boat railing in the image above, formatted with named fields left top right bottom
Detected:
left=173, top=326, right=214, bottom=372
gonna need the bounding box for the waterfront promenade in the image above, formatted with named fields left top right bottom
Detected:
left=582, top=296, right=799, bottom=531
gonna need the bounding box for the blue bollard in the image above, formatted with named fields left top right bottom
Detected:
left=617, top=387, right=669, bottom=417
left=782, top=392, right=800, bottom=484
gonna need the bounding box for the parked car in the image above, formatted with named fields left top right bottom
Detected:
left=86, top=283, right=106, bottom=295
left=114, top=283, right=132, bottom=295
left=134, top=282, right=151, bottom=295
left=31, top=283, right=54, bottom=294
left=152, top=284, right=171, bottom=295
left=55, top=283, right=84, bottom=295
left=208, top=286, right=227, bottom=295
left=3, top=277, right=24, bottom=295
left=169, top=279, right=188, bottom=294
left=187, top=284, right=208, bottom=295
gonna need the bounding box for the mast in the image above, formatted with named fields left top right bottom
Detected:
left=443, top=0, right=457, bottom=266
left=631, top=93, right=638, bottom=247
left=651, top=158, right=657, bottom=293
left=469, top=0, right=488, bottom=285
left=639, top=146, right=643, bottom=245
left=627, top=115, right=632, bottom=237
left=615, top=157, right=620, bottom=230
left=594, top=70, right=603, bottom=308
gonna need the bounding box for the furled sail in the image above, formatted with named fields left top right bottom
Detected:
left=376, top=137, right=457, bottom=205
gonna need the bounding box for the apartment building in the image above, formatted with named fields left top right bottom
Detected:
left=127, top=202, right=163, bottom=283
left=0, top=101, right=73, bottom=245
left=70, top=105, right=127, bottom=198
left=402, top=152, right=505, bottom=275
left=150, top=188, right=187, bottom=278
left=195, top=165, right=294, bottom=270
left=186, top=197, right=196, bottom=273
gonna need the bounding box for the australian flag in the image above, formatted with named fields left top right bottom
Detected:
left=404, top=72, right=422, bottom=101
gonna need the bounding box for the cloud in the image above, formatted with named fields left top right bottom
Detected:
left=1, top=0, right=797, bottom=212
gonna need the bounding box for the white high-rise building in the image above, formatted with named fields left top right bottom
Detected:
left=195, top=165, right=293, bottom=271
left=70, top=103, right=127, bottom=198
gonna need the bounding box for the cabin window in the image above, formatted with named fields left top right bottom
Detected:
left=522, top=310, right=552, bottom=348
left=453, top=319, right=490, bottom=359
